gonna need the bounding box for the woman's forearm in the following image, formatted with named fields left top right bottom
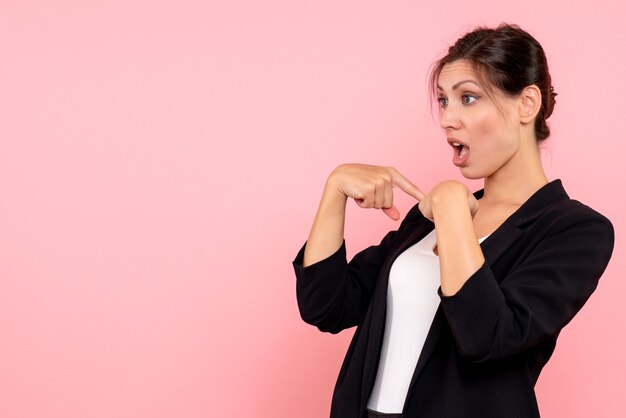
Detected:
left=303, top=177, right=348, bottom=267
left=431, top=188, right=485, bottom=296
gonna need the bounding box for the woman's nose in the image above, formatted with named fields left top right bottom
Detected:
left=439, top=105, right=461, bottom=130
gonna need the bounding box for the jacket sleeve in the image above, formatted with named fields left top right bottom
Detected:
left=438, top=208, right=615, bottom=363
left=292, top=205, right=422, bottom=334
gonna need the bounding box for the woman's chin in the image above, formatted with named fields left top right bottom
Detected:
left=458, top=166, right=485, bottom=180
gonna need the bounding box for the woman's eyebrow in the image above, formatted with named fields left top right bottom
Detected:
left=437, top=80, right=480, bottom=91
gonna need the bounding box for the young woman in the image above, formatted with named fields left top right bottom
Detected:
left=292, top=23, right=614, bottom=418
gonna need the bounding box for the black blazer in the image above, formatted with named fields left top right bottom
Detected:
left=292, top=180, right=614, bottom=418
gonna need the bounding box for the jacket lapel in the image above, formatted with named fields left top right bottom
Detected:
left=362, top=219, right=435, bottom=403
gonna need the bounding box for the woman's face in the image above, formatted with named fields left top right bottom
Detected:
left=437, top=59, right=523, bottom=180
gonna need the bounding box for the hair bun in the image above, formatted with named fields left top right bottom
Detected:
left=544, top=85, right=557, bottom=119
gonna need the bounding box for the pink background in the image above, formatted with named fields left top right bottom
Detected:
left=1, top=1, right=624, bottom=417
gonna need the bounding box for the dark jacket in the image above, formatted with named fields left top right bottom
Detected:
left=292, top=179, right=614, bottom=418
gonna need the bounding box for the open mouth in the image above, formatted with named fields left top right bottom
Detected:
left=450, top=141, right=469, bottom=165
left=451, top=142, right=467, bottom=157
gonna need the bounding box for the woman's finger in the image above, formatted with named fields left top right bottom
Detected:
left=383, top=205, right=400, bottom=221
left=418, top=199, right=434, bottom=222
left=389, top=168, right=425, bottom=201
left=355, top=183, right=375, bottom=208
left=373, top=180, right=386, bottom=209
left=383, top=180, right=394, bottom=211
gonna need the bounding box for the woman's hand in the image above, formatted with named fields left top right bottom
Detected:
left=303, top=163, right=423, bottom=266
left=418, top=180, right=479, bottom=222
left=327, top=163, right=425, bottom=221
left=419, top=180, right=484, bottom=296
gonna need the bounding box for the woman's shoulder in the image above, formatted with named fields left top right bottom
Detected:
left=547, top=195, right=613, bottom=232
left=536, top=192, right=614, bottom=257
left=561, top=199, right=613, bottom=242
left=513, top=178, right=613, bottom=233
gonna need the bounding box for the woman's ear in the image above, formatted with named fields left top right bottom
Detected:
left=519, top=85, right=542, bottom=124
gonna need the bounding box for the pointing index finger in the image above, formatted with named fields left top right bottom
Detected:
left=390, top=169, right=425, bottom=201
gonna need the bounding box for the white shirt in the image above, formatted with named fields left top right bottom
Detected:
left=366, top=229, right=489, bottom=413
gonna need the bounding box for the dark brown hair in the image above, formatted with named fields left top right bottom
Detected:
left=428, top=23, right=557, bottom=142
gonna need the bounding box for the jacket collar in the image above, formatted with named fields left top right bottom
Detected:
left=473, top=178, right=569, bottom=228
left=475, top=178, right=568, bottom=266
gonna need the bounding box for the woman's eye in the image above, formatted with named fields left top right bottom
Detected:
left=437, top=97, right=448, bottom=107
left=462, top=94, right=478, bottom=104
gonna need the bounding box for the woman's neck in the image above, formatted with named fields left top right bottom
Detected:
left=481, top=142, right=548, bottom=206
